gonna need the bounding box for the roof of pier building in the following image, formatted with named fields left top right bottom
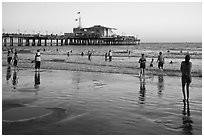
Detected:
left=73, top=25, right=116, bottom=38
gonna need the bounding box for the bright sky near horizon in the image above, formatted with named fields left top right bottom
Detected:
left=2, top=2, right=202, bottom=42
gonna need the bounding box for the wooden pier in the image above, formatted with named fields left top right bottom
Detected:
left=2, top=33, right=140, bottom=47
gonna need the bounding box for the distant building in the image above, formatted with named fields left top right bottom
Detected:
left=73, top=25, right=116, bottom=38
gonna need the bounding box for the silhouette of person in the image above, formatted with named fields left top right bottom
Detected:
left=108, top=50, right=112, bottom=61
left=138, top=54, right=146, bottom=76
left=105, top=52, right=108, bottom=61
left=157, top=52, right=165, bottom=70
left=88, top=50, right=92, bottom=61
left=34, top=71, right=40, bottom=89
left=150, top=58, right=154, bottom=68
left=182, top=100, right=193, bottom=134
left=157, top=75, right=164, bottom=96
left=34, top=49, right=41, bottom=71
left=12, top=69, right=18, bottom=90
left=139, top=77, right=146, bottom=104
left=180, top=54, right=192, bottom=101
left=7, top=50, right=13, bottom=65
left=13, top=51, right=19, bottom=69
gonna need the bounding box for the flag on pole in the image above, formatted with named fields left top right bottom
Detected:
left=77, top=11, right=80, bottom=14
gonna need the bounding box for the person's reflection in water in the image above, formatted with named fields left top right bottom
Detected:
left=157, top=74, right=164, bottom=97
left=6, top=66, right=12, bottom=84
left=72, top=72, right=81, bottom=90
left=139, top=77, right=146, bottom=104
left=34, top=71, right=40, bottom=90
left=12, top=69, right=18, bottom=90
left=182, top=100, right=193, bottom=134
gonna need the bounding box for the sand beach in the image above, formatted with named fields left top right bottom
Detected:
left=2, top=43, right=202, bottom=135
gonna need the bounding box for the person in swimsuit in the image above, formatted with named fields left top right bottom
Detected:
left=180, top=54, right=192, bottom=101
left=35, top=50, right=41, bottom=71
left=138, top=54, right=146, bottom=76
left=157, top=52, right=165, bottom=70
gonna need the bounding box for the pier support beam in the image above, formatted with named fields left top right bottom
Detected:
left=44, top=39, right=47, bottom=46
left=25, top=39, right=30, bottom=46
left=32, top=39, right=35, bottom=46
left=50, top=39, right=52, bottom=46
left=3, top=38, right=7, bottom=46
left=65, top=39, right=68, bottom=45
left=18, top=38, right=22, bottom=46
left=10, top=37, right=13, bottom=46
left=56, top=39, right=58, bottom=46
left=37, top=39, right=41, bottom=46
left=61, top=39, right=63, bottom=46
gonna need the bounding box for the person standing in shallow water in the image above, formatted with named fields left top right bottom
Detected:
left=157, top=52, right=165, bottom=70
left=35, top=50, right=41, bottom=71
left=138, top=54, right=146, bottom=77
left=109, top=50, right=112, bottom=61
left=13, top=51, right=19, bottom=69
left=180, top=54, right=192, bottom=101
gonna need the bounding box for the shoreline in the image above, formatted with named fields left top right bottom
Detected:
left=2, top=61, right=201, bottom=77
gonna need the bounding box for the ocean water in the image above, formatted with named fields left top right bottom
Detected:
left=3, top=42, right=202, bottom=56
left=2, top=66, right=202, bottom=135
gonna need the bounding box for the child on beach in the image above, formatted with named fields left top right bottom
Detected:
left=34, top=50, right=41, bottom=71
left=180, top=54, right=192, bottom=101
left=157, top=52, right=165, bottom=70
left=138, top=54, right=146, bottom=77
left=13, top=51, right=19, bottom=69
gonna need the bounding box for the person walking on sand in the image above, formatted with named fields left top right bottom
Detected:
left=180, top=54, right=192, bottom=101
left=13, top=51, right=19, bottom=69
left=34, top=50, right=41, bottom=71
left=88, top=50, right=92, bottom=61
left=109, top=50, right=112, bottom=61
left=7, top=50, right=13, bottom=65
left=157, top=52, right=165, bottom=70
left=138, top=54, right=146, bottom=77
left=105, top=52, right=108, bottom=61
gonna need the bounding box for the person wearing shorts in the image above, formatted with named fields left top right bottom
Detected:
left=35, top=50, right=41, bottom=71
left=7, top=50, right=12, bottom=65
left=157, top=52, right=164, bottom=70
left=180, top=54, right=192, bottom=101
left=139, top=54, right=146, bottom=76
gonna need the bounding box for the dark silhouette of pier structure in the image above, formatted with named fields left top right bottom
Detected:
left=2, top=33, right=140, bottom=47
left=2, top=25, right=140, bottom=47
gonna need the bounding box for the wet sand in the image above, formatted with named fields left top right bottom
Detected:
left=2, top=67, right=202, bottom=135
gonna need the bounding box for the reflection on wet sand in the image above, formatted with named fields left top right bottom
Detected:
left=12, top=69, right=18, bottom=90
left=34, top=71, right=40, bottom=89
left=6, top=66, right=12, bottom=83
left=72, top=72, right=81, bottom=90
left=157, top=74, right=164, bottom=97
left=139, top=77, right=146, bottom=104
left=182, top=100, right=193, bottom=134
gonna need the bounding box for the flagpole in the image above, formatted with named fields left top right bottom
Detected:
left=77, top=11, right=81, bottom=28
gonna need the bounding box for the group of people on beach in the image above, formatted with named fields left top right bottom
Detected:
left=105, top=50, right=113, bottom=61
left=6, top=48, right=192, bottom=101
left=138, top=51, right=192, bottom=101
left=138, top=51, right=165, bottom=77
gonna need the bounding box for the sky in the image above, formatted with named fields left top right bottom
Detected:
left=2, top=2, right=202, bottom=42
